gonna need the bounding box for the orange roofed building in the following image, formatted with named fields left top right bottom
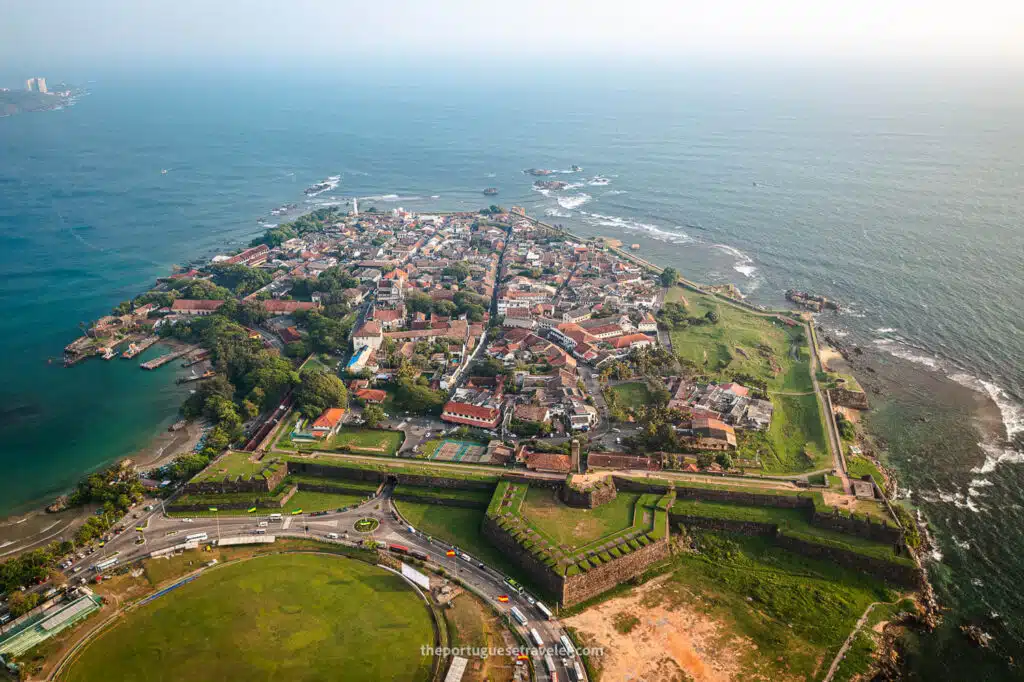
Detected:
left=311, top=407, right=346, bottom=438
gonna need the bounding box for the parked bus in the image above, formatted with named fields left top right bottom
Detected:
left=537, top=601, right=554, bottom=620
left=92, top=557, right=118, bottom=572
left=185, top=532, right=208, bottom=543
left=409, top=550, right=428, bottom=561
left=559, top=635, right=576, bottom=657
left=268, top=513, right=282, bottom=521
left=529, top=628, right=544, bottom=648
left=388, top=544, right=409, bottom=554
left=543, top=653, right=558, bottom=681
left=509, top=606, right=528, bottom=626
left=504, top=577, right=524, bottom=593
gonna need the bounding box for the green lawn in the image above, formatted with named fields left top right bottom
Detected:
left=62, top=553, right=435, bottom=682
left=190, top=451, right=281, bottom=483
left=666, top=286, right=813, bottom=393
left=609, top=382, right=654, bottom=409
left=666, top=533, right=897, bottom=680
left=847, top=455, right=886, bottom=492
left=737, top=393, right=829, bottom=473
left=282, top=490, right=369, bottom=514
left=521, top=488, right=641, bottom=551
left=329, top=428, right=403, bottom=455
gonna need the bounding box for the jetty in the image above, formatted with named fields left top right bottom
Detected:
left=140, top=346, right=194, bottom=370
left=182, top=350, right=211, bottom=367
left=176, top=370, right=215, bottom=384
left=121, top=336, right=159, bottom=359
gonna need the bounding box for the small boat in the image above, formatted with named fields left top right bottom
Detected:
left=161, top=169, right=168, bottom=175
left=101, top=347, right=115, bottom=360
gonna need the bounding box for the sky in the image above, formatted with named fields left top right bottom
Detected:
left=1, top=0, right=1022, bottom=72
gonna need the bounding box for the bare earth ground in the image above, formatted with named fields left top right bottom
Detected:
left=564, top=575, right=789, bottom=682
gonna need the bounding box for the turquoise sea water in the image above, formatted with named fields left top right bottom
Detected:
left=1, top=67, right=1022, bottom=677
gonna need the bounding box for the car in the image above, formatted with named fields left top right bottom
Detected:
left=525, top=595, right=537, bottom=606
left=182, top=518, right=194, bottom=523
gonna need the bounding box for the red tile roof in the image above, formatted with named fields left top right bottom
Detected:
left=171, top=299, right=225, bottom=312
left=525, top=451, right=572, bottom=473
left=610, top=333, right=654, bottom=349
left=355, top=389, right=388, bottom=404
left=262, top=300, right=317, bottom=314
left=312, top=407, right=345, bottom=431
left=441, top=401, right=501, bottom=428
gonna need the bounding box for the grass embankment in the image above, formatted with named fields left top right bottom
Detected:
left=445, top=593, right=516, bottom=682
left=847, top=455, right=886, bottom=492
left=282, top=454, right=502, bottom=483
left=609, top=382, right=655, bottom=409
left=669, top=532, right=899, bottom=680
left=394, top=501, right=534, bottom=590
left=282, top=427, right=404, bottom=456
left=831, top=598, right=916, bottom=682
left=190, top=450, right=281, bottom=482
left=63, top=553, right=435, bottom=682
left=737, top=392, right=830, bottom=473
left=670, top=499, right=909, bottom=565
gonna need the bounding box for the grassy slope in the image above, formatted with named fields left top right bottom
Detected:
left=669, top=533, right=896, bottom=680
left=64, top=554, right=434, bottom=682
left=521, top=488, right=641, bottom=550
left=394, top=501, right=537, bottom=591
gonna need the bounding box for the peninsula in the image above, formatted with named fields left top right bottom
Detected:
left=0, top=200, right=932, bottom=682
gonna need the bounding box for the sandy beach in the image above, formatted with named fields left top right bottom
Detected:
left=0, top=419, right=204, bottom=559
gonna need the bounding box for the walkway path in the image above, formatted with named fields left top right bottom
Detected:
left=822, top=600, right=896, bottom=682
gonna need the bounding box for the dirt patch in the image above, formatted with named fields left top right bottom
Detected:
left=563, top=575, right=758, bottom=682
left=821, top=490, right=857, bottom=510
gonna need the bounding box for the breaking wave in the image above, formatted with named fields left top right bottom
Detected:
left=578, top=211, right=695, bottom=245
left=712, top=243, right=757, bottom=278
left=557, top=193, right=591, bottom=210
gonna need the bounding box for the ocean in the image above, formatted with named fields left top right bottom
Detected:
left=1, top=65, right=1021, bottom=677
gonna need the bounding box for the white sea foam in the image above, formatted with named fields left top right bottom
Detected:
left=531, top=186, right=552, bottom=197
left=360, top=193, right=423, bottom=202
left=605, top=189, right=627, bottom=195
left=872, top=338, right=942, bottom=370
left=931, top=548, right=944, bottom=562
left=305, top=175, right=341, bottom=196
left=875, top=327, right=897, bottom=334
left=952, top=536, right=971, bottom=551
left=588, top=176, right=611, bottom=186
left=557, top=193, right=591, bottom=210
left=823, top=328, right=850, bottom=338
left=544, top=208, right=572, bottom=218
left=712, top=243, right=757, bottom=278
left=951, top=373, right=1024, bottom=442
left=578, top=211, right=695, bottom=245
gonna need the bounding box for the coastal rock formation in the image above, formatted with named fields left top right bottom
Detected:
left=533, top=180, right=569, bottom=190
left=524, top=168, right=555, bottom=176
left=786, top=289, right=839, bottom=312
left=483, top=187, right=499, bottom=196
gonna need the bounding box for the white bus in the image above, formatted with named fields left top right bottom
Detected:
left=92, top=557, right=118, bottom=572
left=529, top=628, right=544, bottom=648
left=185, top=532, right=208, bottom=543
left=559, top=635, right=576, bottom=657
left=536, top=601, right=554, bottom=620
left=543, top=653, right=558, bottom=681
left=268, top=513, right=282, bottom=521
left=509, top=606, right=528, bottom=626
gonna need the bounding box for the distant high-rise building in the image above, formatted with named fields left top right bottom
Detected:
left=25, top=77, right=48, bottom=93
left=352, top=197, right=359, bottom=216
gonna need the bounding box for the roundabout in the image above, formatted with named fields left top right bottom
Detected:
left=354, top=517, right=379, bottom=533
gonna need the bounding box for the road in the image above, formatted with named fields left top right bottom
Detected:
left=69, top=491, right=584, bottom=682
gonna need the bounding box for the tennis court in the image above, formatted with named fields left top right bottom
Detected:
left=428, top=439, right=488, bottom=463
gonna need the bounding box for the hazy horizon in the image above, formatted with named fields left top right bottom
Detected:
left=1, top=0, right=1022, bottom=74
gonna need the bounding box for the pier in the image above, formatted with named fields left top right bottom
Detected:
left=140, top=346, right=194, bottom=370
left=122, top=336, right=159, bottom=359
left=182, top=350, right=211, bottom=367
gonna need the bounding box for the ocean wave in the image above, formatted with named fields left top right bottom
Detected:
left=712, top=243, right=757, bottom=278
left=824, top=328, right=850, bottom=338
left=875, top=327, right=897, bottom=334
left=578, top=211, right=694, bottom=245
left=872, top=338, right=942, bottom=370
left=970, top=442, right=1024, bottom=475
left=950, top=373, right=1024, bottom=442
left=531, top=186, right=552, bottom=197
left=360, top=194, right=423, bottom=202
left=605, top=189, right=627, bottom=195
left=588, top=176, right=611, bottom=186
left=544, top=208, right=572, bottom=218
left=923, top=488, right=985, bottom=513
left=557, top=193, right=591, bottom=210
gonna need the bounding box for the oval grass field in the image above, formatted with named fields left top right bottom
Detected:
left=62, top=553, right=435, bottom=682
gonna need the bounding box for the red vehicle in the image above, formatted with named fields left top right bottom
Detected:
left=388, top=544, right=409, bottom=554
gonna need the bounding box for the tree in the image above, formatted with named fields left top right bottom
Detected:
left=295, top=369, right=348, bottom=418
left=659, top=267, right=679, bottom=288
left=705, top=310, right=720, bottom=324
left=715, top=452, right=733, bottom=470
left=696, top=453, right=714, bottom=470
left=363, top=404, right=386, bottom=428
left=443, top=262, right=471, bottom=282
left=393, top=378, right=446, bottom=414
